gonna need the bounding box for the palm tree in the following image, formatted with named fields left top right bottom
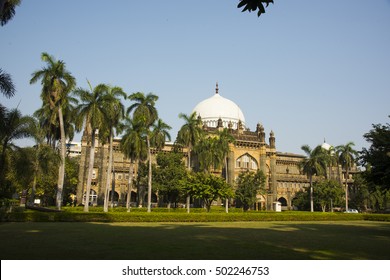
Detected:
left=101, top=86, right=126, bottom=212
left=336, top=142, right=358, bottom=211
left=0, top=108, right=32, bottom=196
left=73, top=82, right=113, bottom=212
left=0, top=0, right=21, bottom=26
left=151, top=119, right=171, bottom=150
left=300, top=145, right=327, bottom=212
left=0, top=68, right=15, bottom=98
left=127, top=92, right=158, bottom=212
left=33, top=95, right=77, bottom=149
left=30, top=52, right=76, bottom=210
left=215, top=128, right=235, bottom=212
left=194, top=136, right=215, bottom=173
left=120, top=116, right=147, bottom=211
left=26, top=117, right=60, bottom=206
left=149, top=118, right=171, bottom=208
left=177, top=112, right=203, bottom=213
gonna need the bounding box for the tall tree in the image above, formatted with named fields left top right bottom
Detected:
left=151, top=118, right=171, bottom=151
left=73, top=82, right=112, bottom=212
left=194, top=136, right=215, bottom=173
left=30, top=52, right=76, bottom=210
left=0, top=107, right=32, bottom=197
left=300, top=145, right=327, bottom=212
left=33, top=95, right=77, bottom=149
left=360, top=117, right=390, bottom=191
left=101, top=85, right=126, bottom=212
left=177, top=112, right=203, bottom=213
left=336, top=142, right=358, bottom=211
left=26, top=117, right=60, bottom=206
left=120, top=116, right=147, bottom=210
left=127, top=92, right=158, bottom=212
left=215, top=128, right=235, bottom=212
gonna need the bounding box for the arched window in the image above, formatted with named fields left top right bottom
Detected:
left=236, top=154, right=258, bottom=170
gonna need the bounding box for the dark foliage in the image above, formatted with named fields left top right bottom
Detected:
left=237, top=0, right=273, bottom=17
left=360, top=117, right=390, bottom=191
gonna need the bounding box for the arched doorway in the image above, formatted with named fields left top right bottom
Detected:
left=278, top=197, right=287, bottom=206
left=109, top=190, right=119, bottom=206
left=124, top=191, right=138, bottom=207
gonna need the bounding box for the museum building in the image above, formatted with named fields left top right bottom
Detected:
left=76, top=84, right=356, bottom=210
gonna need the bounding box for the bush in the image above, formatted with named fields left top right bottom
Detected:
left=3, top=208, right=389, bottom=223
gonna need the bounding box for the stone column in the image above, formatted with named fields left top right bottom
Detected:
left=269, top=131, right=278, bottom=204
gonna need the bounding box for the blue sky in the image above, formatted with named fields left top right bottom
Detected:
left=1, top=0, right=390, bottom=155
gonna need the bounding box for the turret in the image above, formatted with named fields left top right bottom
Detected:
left=269, top=130, right=275, bottom=149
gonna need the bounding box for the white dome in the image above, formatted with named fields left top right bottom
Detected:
left=192, top=86, right=245, bottom=129
left=321, top=141, right=332, bottom=151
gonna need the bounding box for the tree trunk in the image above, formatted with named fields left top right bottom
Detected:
left=28, top=152, right=39, bottom=206
left=84, top=129, right=96, bottom=212
left=310, top=174, right=314, bottom=212
left=224, top=156, right=229, bottom=213
left=186, top=147, right=191, bottom=213
left=345, top=168, right=349, bottom=211
left=0, top=141, right=8, bottom=189
left=126, top=159, right=134, bottom=212
left=103, top=132, right=113, bottom=212
left=56, top=106, right=66, bottom=210
left=147, top=135, right=152, bottom=213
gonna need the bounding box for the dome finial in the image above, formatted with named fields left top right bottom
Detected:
left=215, top=82, right=219, bottom=95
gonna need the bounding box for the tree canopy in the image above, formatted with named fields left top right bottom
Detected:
left=185, top=172, right=234, bottom=212
left=360, top=117, right=390, bottom=191
left=235, top=169, right=266, bottom=211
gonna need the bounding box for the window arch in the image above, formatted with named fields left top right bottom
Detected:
left=236, top=154, right=258, bottom=170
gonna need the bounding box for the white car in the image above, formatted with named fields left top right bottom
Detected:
left=344, top=209, right=359, bottom=213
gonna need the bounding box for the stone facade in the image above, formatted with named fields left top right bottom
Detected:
left=75, top=87, right=359, bottom=210
left=76, top=122, right=353, bottom=210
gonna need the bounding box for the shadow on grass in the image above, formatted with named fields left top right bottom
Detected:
left=1, top=221, right=389, bottom=260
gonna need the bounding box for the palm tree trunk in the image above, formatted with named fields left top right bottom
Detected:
left=147, top=135, right=152, bottom=213
left=103, top=132, right=113, bottom=212
left=186, top=147, right=191, bottom=213
left=84, top=129, right=96, bottom=212
left=224, top=156, right=229, bottom=213
left=310, top=174, right=314, bottom=212
left=56, top=106, right=66, bottom=210
left=29, top=152, right=39, bottom=206
left=345, top=169, right=349, bottom=211
left=126, top=160, right=134, bottom=212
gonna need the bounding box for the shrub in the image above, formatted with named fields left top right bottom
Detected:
left=3, top=209, right=389, bottom=223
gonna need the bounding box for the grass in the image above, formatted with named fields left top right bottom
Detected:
left=1, top=220, right=389, bottom=260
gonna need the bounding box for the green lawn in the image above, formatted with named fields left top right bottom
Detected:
left=1, top=221, right=389, bottom=260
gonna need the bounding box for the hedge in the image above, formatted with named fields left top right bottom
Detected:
left=2, top=209, right=390, bottom=223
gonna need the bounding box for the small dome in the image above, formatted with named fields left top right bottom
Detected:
left=321, top=141, right=332, bottom=151
left=192, top=84, right=245, bottom=129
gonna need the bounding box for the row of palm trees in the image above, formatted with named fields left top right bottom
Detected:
left=2, top=51, right=359, bottom=213
left=27, top=52, right=177, bottom=212
left=1, top=52, right=236, bottom=213
left=300, top=142, right=358, bottom=212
